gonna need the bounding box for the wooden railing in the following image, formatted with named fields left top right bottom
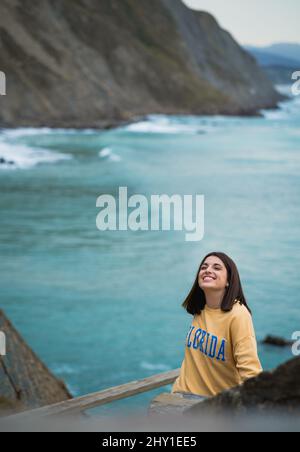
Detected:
left=8, top=368, right=180, bottom=419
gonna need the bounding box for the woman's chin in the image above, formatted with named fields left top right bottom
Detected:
left=201, top=283, right=216, bottom=289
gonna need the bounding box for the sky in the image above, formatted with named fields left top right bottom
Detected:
left=182, top=0, right=300, bottom=46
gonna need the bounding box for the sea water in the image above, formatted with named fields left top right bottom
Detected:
left=0, top=86, right=299, bottom=415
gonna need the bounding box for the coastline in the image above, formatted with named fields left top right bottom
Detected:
left=0, top=96, right=288, bottom=132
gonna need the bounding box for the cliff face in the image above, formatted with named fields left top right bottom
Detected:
left=0, top=310, right=71, bottom=416
left=0, top=0, right=283, bottom=128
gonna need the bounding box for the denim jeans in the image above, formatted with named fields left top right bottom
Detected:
left=173, top=391, right=206, bottom=402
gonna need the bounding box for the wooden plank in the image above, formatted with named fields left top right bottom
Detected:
left=8, top=368, right=180, bottom=419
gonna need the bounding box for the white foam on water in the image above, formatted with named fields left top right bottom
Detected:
left=121, top=114, right=249, bottom=135
left=140, top=361, right=171, bottom=371
left=261, top=107, right=288, bottom=120
left=1, top=127, right=98, bottom=140
left=261, top=86, right=300, bottom=120
left=51, top=364, right=79, bottom=375
left=125, top=121, right=199, bottom=134
left=0, top=141, right=72, bottom=170
left=123, top=115, right=208, bottom=134
left=99, top=147, right=121, bottom=162
left=275, top=84, right=294, bottom=97
left=262, top=101, right=300, bottom=120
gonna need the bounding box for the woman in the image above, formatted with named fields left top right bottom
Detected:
left=172, top=252, right=262, bottom=400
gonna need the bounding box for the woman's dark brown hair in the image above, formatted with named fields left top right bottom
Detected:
left=182, top=252, right=251, bottom=315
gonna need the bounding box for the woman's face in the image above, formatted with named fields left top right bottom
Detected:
left=198, top=256, right=228, bottom=291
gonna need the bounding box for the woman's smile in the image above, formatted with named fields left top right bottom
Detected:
left=202, top=275, right=216, bottom=282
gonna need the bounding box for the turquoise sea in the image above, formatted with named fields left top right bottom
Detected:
left=0, top=86, right=299, bottom=416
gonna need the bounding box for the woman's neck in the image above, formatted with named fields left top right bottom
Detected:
left=204, top=290, right=225, bottom=309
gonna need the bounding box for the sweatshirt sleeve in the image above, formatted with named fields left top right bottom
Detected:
left=230, top=306, right=263, bottom=383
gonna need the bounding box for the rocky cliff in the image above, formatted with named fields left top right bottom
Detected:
left=0, top=0, right=283, bottom=128
left=0, top=310, right=71, bottom=416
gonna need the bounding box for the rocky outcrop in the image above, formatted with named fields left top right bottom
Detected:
left=0, top=0, right=283, bottom=128
left=0, top=310, right=72, bottom=416
left=0, top=157, right=15, bottom=166
left=262, top=335, right=294, bottom=347
left=185, top=357, right=300, bottom=415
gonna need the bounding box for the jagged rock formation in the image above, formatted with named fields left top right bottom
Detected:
left=0, top=0, right=283, bottom=128
left=0, top=310, right=71, bottom=416
left=186, top=357, right=300, bottom=415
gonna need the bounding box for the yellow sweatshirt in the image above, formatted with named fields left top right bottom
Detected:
left=172, top=301, right=263, bottom=397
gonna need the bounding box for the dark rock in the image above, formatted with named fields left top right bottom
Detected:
left=185, top=357, right=300, bottom=416
left=262, top=335, right=294, bottom=347
left=0, top=159, right=14, bottom=165
left=0, top=310, right=72, bottom=416
left=0, top=0, right=284, bottom=128
left=0, top=157, right=14, bottom=165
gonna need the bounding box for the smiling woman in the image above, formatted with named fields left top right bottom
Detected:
left=172, top=252, right=262, bottom=398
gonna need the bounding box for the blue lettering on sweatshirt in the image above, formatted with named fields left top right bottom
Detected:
left=187, top=326, right=195, bottom=348
left=193, top=329, right=202, bottom=350
left=208, top=335, right=218, bottom=359
left=186, top=325, right=226, bottom=362
left=217, top=339, right=226, bottom=362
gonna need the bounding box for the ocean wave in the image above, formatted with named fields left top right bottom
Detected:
left=121, top=114, right=250, bottom=134
left=261, top=108, right=288, bottom=120
left=275, top=84, right=295, bottom=97
left=99, top=147, right=121, bottom=162
left=140, top=361, right=171, bottom=371
left=0, top=127, right=98, bottom=140
left=0, top=141, right=72, bottom=170
left=51, top=364, right=79, bottom=375
left=261, top=95, right=300, bottom=120
left=123, top=115, right=208, bottom=135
